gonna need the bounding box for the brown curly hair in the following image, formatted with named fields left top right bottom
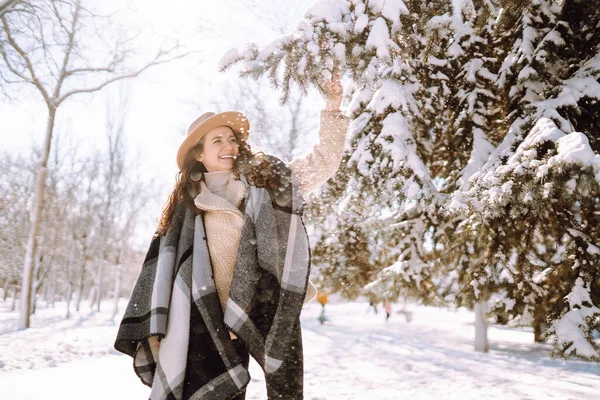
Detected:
left=156, top=133, right=283, bottom=236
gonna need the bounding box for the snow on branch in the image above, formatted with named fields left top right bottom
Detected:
left=552, top=277, right=600, bottom=360
left=218, top=0, right=414, bottom=102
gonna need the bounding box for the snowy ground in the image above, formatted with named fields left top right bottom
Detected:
left=1, top=299, right=598, bottom=399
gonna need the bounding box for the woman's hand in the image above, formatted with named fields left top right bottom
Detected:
left=320, top=72, right=343, bottom=112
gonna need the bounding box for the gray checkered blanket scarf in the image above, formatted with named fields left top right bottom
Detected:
left=114, top=160, right=310, bottom=400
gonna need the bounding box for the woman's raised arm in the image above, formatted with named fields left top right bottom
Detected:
left=290, top=74, right=350, bottom=196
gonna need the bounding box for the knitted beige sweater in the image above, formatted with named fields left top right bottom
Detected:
left=194, top=110, right=349, bottom=323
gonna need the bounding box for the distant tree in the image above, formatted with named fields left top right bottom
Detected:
left=0, top=0, right=185, bottom=329
left=0, top=151, right=32, bottom=310
left=0, top=121, right=154, bottom=322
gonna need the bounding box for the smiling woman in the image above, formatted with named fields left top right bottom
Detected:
left=114, top=74, right=349, bottom=400
left=176, top=110, right=249, bottom=171
left=199, top=126, right=239, bottom=171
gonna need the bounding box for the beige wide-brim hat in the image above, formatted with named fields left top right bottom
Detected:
left=176, top=111, right=250, bottom=170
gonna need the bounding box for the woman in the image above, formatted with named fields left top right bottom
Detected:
left=114, top=76, right=348, bottom=400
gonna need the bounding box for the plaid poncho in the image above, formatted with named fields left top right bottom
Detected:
left=114, top=159, right=310, bottom=400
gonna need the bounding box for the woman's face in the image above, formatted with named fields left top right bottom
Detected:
left=197, top=126, right=239, bottom=172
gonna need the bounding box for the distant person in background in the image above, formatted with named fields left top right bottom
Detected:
left=384, top=301, right=392, bottom=322
left=114, top=74, right=348, bottom=400
left=316, top=291, right=328, bottom=325
left=368, top=300, right=378, bottom=314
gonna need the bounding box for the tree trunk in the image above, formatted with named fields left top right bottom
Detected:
left=31, top=290, right=36, bottom=315
left=12, top=284, right=18, bottom=311
left=474, top=299, right=489, bottom=353
left=42, top=278, right=50, bottom=303
left=32, top=281, right=44, bottom=315
left=66, top=282, right=73, bottom=319
left=65, top=239, right=76, bottom=319
left=112, top=262, right=121, bottom=319
left=30, top=250, right=43, bottom=315
left=112, top=243, right=126, bottom=320
left=95, top=255, right=105, bottom=312
left=534, top=322, right=547, bottom=343
left=533, top=307, right=548, bottom=343
left=2, top=280, right=8, bottom=301
left=49, top=270, right=57, bottom=308
left=76, top=258, right=86, bottom=312
left=95, top=211, right=111, bottom=313
left=88, top=285, right=96, bottom=310
left=18, top=107, right=56, bottom=330
left=32, top=264, right=47, bottom=314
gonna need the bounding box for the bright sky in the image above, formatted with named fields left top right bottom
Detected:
left=0, top=0, right=324, bottom=246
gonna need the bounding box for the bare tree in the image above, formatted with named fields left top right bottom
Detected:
left=64, top=232, right=76, bottom=317
left=51, top=140, right=87, bottom=318
left=0, top=151, right=31, bottom=310
left=78, top=155, right=103, bottom=313
left=0, top=0, right=20, bottom=17
left=110, top=186, right=148, bottom=319
left=0, top=131, right=151, bottom=320
left=0, top=0, right=186, bottom=329
left=94, top=82, right=127, bottom=312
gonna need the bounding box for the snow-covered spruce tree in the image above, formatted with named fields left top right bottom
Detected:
left=221, top=0, right=600, bottom=357
left=220, top=0, right=448, bottom=303
left=221, top=0, right=504, bottom=300
left=312, top=0, right=505, bottom=307
left=425, top=0, right=506, bottom=312
left=311, top=1, right=458, bottom=303
left=456, top=0, right=600, bottom=359
left=445, top=0, right=572, bottom=340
